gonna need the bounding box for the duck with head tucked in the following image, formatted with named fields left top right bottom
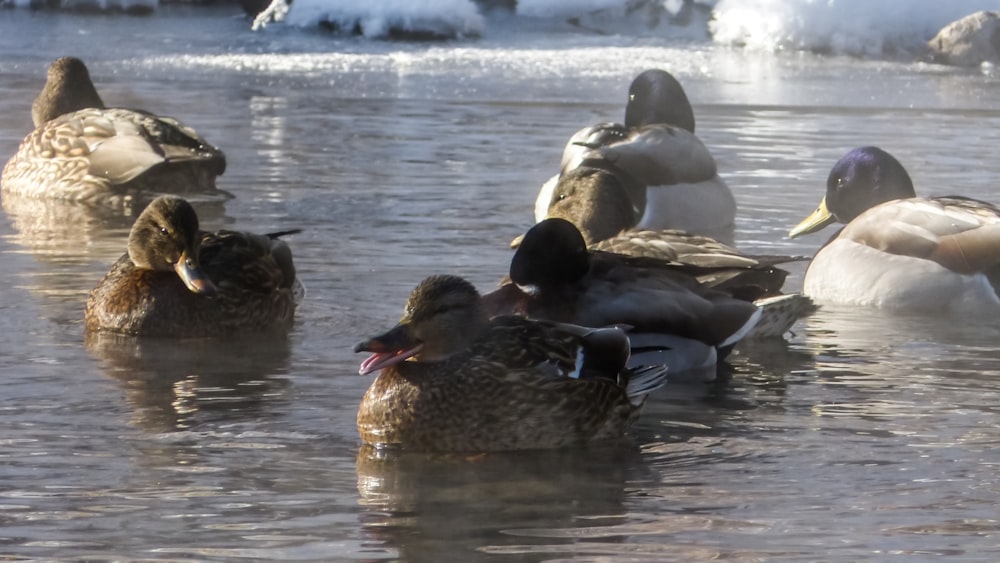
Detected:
left=354, top=275, right=668, bottom=452
left=85, top=196, right=301, bottom=337
left=533, top=165, right=815, bottom=337
left=485, top=218, right=767, bottom=375
left=2, top=57, right=227, bottom=206
left=789, top=146, right=1000, bottom=313
left=534, top=69, right=736, bottom=246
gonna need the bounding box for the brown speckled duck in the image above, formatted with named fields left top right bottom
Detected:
left=85, top=196, right=301, bottom=337
left=2, top=57, right=226, bottom=205
left=354, top=275, right=668, bottom=452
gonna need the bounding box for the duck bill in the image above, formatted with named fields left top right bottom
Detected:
left=173, top=249, right=218, bottom=295
left=354, top=323, right=423, bottom=375
left=789, top=196, right=836, bottom=238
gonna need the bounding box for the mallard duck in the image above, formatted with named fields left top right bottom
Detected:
left=353, top=275, right=668, bottom=452
left=533, top=165, right=816, bottom=337
left=483, top=218, right=769, bottom=375
left=85, top=196, right=301, bottom=337
left=534, top=69, right=736, bottom=246
left=2, top=57, right=227, bottom=205
left=789, top=146, right=1000, bottom=313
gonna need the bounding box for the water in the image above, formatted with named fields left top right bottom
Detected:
left=3, top=6, right=1000, bottom=561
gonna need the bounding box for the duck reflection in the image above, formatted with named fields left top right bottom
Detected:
left=2, top=191, right=231, bottom=261
left=85, top=331, right=293, bottom=433
left=356, top=443, right=649, bottom=561
left=787, top=304, right=1000, bottom=420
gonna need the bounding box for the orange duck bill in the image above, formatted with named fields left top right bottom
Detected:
left=354, top=323, right=424, bottom=375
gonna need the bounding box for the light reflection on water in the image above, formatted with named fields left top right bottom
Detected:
left=2, top=6, right=1000, bottom=561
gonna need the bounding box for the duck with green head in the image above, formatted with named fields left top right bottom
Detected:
left=85, top=196, right=301, bottom=337
left=2, top=56, right=227, bottom=205
left=789, top=146, right=1000, bottom=313
left=354, top=275, right=668, bottom=452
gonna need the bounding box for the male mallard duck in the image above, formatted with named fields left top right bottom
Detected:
left=85, top=196, right=301, bottom=337
left=789, top=146, right=1000, bottom=313
left=483, top=218, right=766, bottom=374
left=534, top=69, right=736, bottom=246
left=534, top=165, right=816, bottom=337
left=353, top=275, right=668, bottom=452
left=2, top=57, right=226, bottom=205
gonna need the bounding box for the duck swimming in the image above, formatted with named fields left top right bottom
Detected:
left=85, top=196, right=301, bottom=337
left=533, top=165, right=815, bottom=337
left=2, top=57, right=226, bottom=206
left=533, top=69, right=736, bottom=246
left=484, top=218, right=765, bottom=374
left=789, top=146, right=1000, bottom=313
left=354, top=275, right=668, bottom=452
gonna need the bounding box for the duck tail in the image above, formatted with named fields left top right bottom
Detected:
left=623, top=364, right=669, bottom=406
left=748, top=294, right=818, bottom=339
left=626, top=332, right=717, bottom=380
left=266, top=228, right=303, bottom=239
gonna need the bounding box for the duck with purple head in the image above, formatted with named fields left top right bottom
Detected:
left=789, top=146, right=1000, bottom=313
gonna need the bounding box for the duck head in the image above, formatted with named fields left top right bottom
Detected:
left=355, top=275, right=489, bottom=375
left=510, top=218, right=590, bottom=294
left=127, top=196, right=217, bottom=295
left=624, top=69, right=695, bottom=132
left=32, top=56, right=105, bottom=126
left=790, top=146, right=916, bottom=237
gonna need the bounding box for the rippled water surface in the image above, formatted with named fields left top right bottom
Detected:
left=2, top=7, right=1000, bottom=561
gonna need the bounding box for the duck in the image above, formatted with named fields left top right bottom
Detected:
left=483, top=218, right=767, bottom=375
left=534, top=165, right=815, bottom=337
left=2, top=57, right=227, bottom=206
left=84, top=196, right=302, bottom=337
left=789, top=146, right=1000, bottom=313
left=533, top=69, right=736, bottom=246
left=353, top=275, right=669, bottom=452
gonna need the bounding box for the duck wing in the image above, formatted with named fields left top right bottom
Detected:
left=840, top=196, right=1000, bottom=276
left=594, top=124, right=717, bottom=186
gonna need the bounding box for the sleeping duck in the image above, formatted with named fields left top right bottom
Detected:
left=534, top=166, right=815, bottom=337
left=789, top=146, right=1000, bottom=313
left=2, top=57, right=227, bottom=206
left=534, top=69, right=736, bottom=246
left=85, top=196, right=302, bottom=337
left=354, top=274, right=668, bottom=452
left=484, top=218, right=765, bottom=375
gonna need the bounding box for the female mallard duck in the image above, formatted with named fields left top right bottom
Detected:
left=534, top=69, right=736, bottom=246
left=85, top=196, right=301, bottom=337
left=354, top=275, right=668, bottom=452
left=789, top=146, right=1000, bottom=313
left=484, top=218, right=765, bottom=375
left=2, top=57, right=226, bottom=205
left=534, top=165, right=816, bottom=337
